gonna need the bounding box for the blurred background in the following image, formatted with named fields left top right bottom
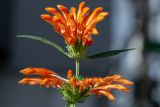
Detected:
left=0, top=0, right=160, bottom=107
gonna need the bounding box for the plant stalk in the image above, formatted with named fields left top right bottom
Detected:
left=71, top=103, right=76, bottom=107
left=75, top=59, right=80, bottom=78
left=66, top=103, right=76, bottom=107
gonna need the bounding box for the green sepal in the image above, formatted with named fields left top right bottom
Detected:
left=59, top=83, right=89, bottom=105
left=86, top=48, right=135, bottom=59
left=17, top=35, right=69, bottom=57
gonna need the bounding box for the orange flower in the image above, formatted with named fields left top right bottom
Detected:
left=41, top=1, right=109, bottom=46
left=19, top=68, right=67, bottom=88
left=68, top=75, right=133, bottom=100
left=19, top=68, right=133, bottom=101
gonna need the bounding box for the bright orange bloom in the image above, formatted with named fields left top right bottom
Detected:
left=19, top=68, right=66, bottom=88
left=19, top=68, right=133, bottom=100
left=68, top=75, right=133, bottom=100
left=41, top=1, right=109, bottom=46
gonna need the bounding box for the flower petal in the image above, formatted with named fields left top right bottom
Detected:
left=78, top=7, right=90, bottom=24
left=67, top=69, right=73, bottom=79
left=70, top=7, right=77, bottom=20
left=45, top=7, right=66, bottom=24
left=85, top=7, right=103, bottom=26
left=20, top=67, right=58, bottom=77
left=77, top=1, right=86, bottom=21
left=94, top=84, right=130, bottom=92
left=40, top=14, right=55, bottom=25
left=92, top=27, right=99, bottom=35
left=116, top=78, right=134, bottom=86
left=57, top=4, right=69, bottom=24
left=41, top=78, right=64, bottom=88
left=18, top=78, right=42, bottom=86
left=98, top=90, right=115, bottom=100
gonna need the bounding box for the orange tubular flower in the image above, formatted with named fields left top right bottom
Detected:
left=69, top=75, right=133, bottom=101
left=19, top=68, right=133, bottom=101
left=41, top=1, right=109, bottom=46
left=19, top=68, right=67, bottom=88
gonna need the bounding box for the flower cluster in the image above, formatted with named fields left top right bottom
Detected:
left=41, top=2, right=108, bottom=47
left=18, top=1, right=134, bottom=106
left=19, top=68, right=133, bottom=101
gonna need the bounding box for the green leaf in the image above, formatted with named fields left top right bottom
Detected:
left=86, top=48, right=135, bottom=59
left=17, top=35, right=68, bottom=57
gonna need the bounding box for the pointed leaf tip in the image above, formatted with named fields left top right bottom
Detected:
left=86, top=48, right=136, bottom=59
left=17, top=35, right=69, bottom=57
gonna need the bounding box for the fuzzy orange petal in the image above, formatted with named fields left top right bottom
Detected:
left=19, top=78, right=42, bottom=86
left=70, top=7, right=77, bottom=20
left=77, top=1, right=86, bottom=21
left=98, top=90, right=115, bottom=100
left=85, top=7, right=103, bottom=26
left=20, top=67, right=58, bottom=77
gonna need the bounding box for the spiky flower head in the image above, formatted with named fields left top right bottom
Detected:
left=41, top=1, right=109, bottom=58
left=19, top=68, right=133, bottom=103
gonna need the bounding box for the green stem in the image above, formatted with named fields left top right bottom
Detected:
left=70, top=103, right=76, bottom=107
left=66, top=103, right=76, bottom=107
left=76, top=59, right=80, bottom=78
